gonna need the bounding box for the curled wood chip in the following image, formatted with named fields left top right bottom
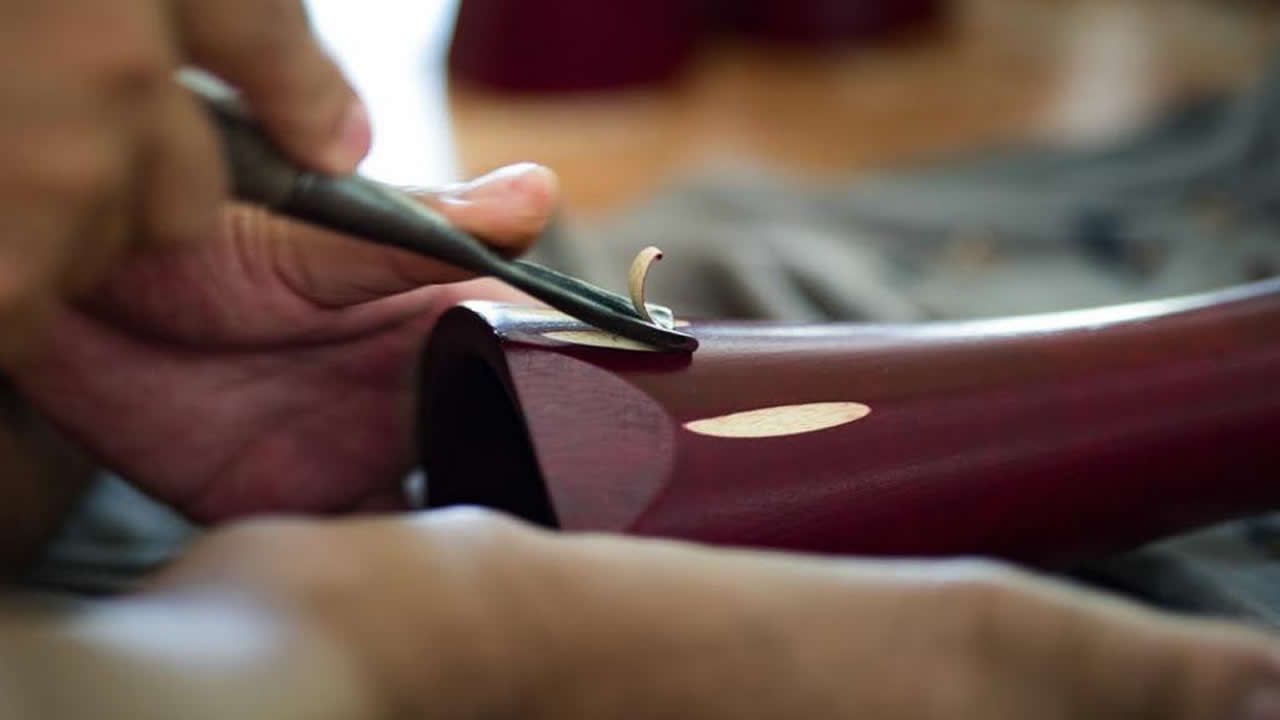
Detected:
left=628, top=246, right=664, bottom=325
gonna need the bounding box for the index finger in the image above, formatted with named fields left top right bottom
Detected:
left=173, top=0, right=370, bottom=174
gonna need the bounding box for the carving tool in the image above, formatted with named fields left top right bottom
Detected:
left=194, top=90, right=698, bottom=352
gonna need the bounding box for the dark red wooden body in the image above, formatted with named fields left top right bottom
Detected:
left=418, top=279, right=1280, bottom=567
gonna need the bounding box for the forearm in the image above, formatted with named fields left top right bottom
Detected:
left=510, top=534, right=872, bottom=719
left=10, top=510, right=1272, bottom=720
left=0, top=588, right=374, bottom=720
left=0, top=374, right=92, bottom=577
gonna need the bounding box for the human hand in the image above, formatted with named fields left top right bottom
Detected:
left=8, top=163, right=556, bottom=521
left=0, top=0, right=370, bottom=358
left=149, top=508, right=1280, bottom=720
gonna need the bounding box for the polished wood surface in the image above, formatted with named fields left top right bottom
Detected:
left=419, top=279, right=1280, bottom=567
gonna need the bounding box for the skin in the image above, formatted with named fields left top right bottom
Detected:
left=8, top=164, right=554, bottom=521
left=0, top=2, right=1279, bottom=718
left=6, top=509, right=1280, bottom=719
left=0, top=0, right=373, bottom=360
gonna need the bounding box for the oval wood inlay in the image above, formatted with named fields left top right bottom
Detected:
left=684, top=402, right=871, bottom=438
left=544, top=330, right=662, bottom=352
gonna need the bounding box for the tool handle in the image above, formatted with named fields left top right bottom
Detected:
left=194, top=87, right=699, bottom=351
left=200, top=94, right=499, bottom=275
left=200, top=94, right=299, bottom=209
left=284, top=173, right=499, bottom=274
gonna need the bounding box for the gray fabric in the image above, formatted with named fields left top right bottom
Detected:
left=1074, top=518, right=1280, bottom=625
left=24, top=474, right=196, bottom=595
left=536, top=91, right=1280, bottom=324
left=24, top=55, right=1280, bottom=622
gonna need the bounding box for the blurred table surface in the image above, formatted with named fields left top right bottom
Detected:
left=307, top=0, right=1280, bottom=219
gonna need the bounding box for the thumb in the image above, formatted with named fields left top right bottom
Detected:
left=240, top=163, right=559, bottom=308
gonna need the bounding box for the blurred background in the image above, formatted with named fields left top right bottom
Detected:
left=303, top=0, right=1277, bottom=210
left=295, top=0, right=1280, bottom=323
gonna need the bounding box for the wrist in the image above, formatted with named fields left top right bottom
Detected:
left=499, top=533, right=761, bottom=719
left=152, top=513, right=545, bottom=719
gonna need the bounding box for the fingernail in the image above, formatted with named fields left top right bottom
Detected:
left=439, top=163, right=550, bottom=207
left=330, top=101, right=372, bottom=171
left=1238, top=688, right=1280, bottom=720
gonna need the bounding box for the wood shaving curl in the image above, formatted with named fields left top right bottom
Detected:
left=628, top=246, right=664, bottom=325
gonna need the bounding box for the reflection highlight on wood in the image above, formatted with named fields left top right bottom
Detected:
left=684, top=402, right=871, bottom=438
left=543, top=330, right=662, bottom=352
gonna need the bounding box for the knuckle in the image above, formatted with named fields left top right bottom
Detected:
left=926, top=558, right=1036, bottom=663
left=102, top=51, right=169, bottom=100
left=254, top=50, right=351, bottom=142
left=141, top=165, right=226, bottom=244
left=230, top=24, right=292, bottom=66
left=1135, top=627, right=1278, bottom=720
left=425, top=282, right=481, bottom=308
left=433, top=278, right=522, bottom=306
left=413, top=506, right=547, bottom=561
left=30, top=136, right=130, bottom=206
left=0, top=262, right=50, bottom=319
left=50, top=5, right=173, bottom=100
left=180, top=517, right=360, bottom=600
left=924, top=562, right=1279, bottom=719
left=186, top=517, right=323, bottom=578
left=52, top=168, right=117, bottom=210
left=196, top=516, right=318, bottom=561
left=935, top=557, right=1027, bottom=594
left=217, top=2, right=310, bottom=67
left=223, top=204, right=277, bottom=247
left=86, top=35, right=172, bottom=101
left=952, top=579, right=1023, bottom=646
left=290, top=78, right=349, bottom=139
left=423, top=506, right=536, bottom=540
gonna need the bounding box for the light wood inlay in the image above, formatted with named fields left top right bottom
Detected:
left=684, top=402, right=871, bottom=438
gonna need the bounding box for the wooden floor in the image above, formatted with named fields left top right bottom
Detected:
left=445, top=0, right=1280, bottom=217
